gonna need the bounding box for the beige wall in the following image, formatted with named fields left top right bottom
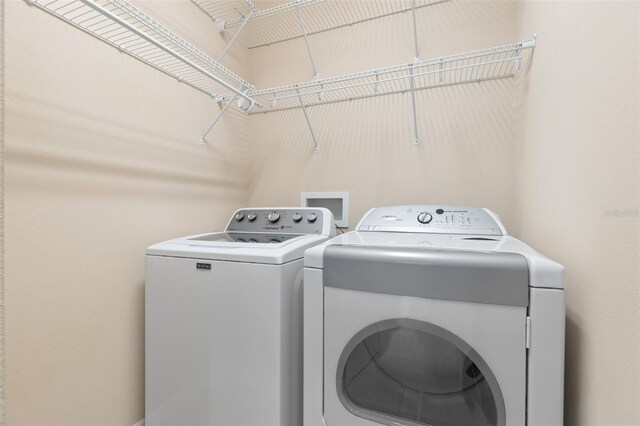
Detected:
left=2, top=0, right=639, bottom=425
left=247, top=0, right=640, bottom=425
left=247, top=0, right=522, bottom=229
left=4, top=1, right=250, bottom=424
left=515, top=1, right=640, bottom=425
left=0, top=0, right=5, bottom=423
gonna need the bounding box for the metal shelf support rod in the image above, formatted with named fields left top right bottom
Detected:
left=244, top=0, right=259, bottom=12
left=76, top=0, right=259, bottom=107
left=409, top=66, right=419, bottom=145
left=412, top=0, right=420, bottom=61
left=201, top=93, right=239, bottom=144
left=296, top=87, right=320, bottom=153
left=218, top=8, right=254, bottom=62
left=409, top=0, right=420, bottom=145
left=296, top=2, right=318, bottom=79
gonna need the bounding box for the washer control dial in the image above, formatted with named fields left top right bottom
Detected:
left=235, top=212, right=245, bottom=222
left=307, top=212, right=317, bottom=223
left=267, top=211, right=280, bottom=223
left=247, top=213, right=257, bottom=222
left=417, top=212, right=433, bottom=224
left=292, top=212, right=303, bottom=222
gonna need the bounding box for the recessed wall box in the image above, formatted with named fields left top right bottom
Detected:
left=301, top=192, right=349, bottom=228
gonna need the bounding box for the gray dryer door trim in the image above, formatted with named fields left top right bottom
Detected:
left=335, top=318, right=506, bottom=426
left=323, top=245, right=529, bottom=306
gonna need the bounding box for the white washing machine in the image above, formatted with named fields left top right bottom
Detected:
left=303, top=205, right=565, bottom=426
left=146, top=207, right=335, bottom=426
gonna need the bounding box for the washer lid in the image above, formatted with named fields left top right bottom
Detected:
left=147, top=233, right=330, bottom=264
left=323, top=245, right=529, bottom=306
left=188, top=232, right=304, bottom=244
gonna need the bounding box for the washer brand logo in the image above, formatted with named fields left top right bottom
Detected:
left=196, top=263, right=211, bottom=270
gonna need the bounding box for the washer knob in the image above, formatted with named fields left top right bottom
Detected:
left=417, top=212, right=433, bottom=224
left=268, top=211, right=280, bottom=223
left=307, top=212, right=317, bottom=223
left=292, top=212, right=303, bottom=222
left=247, top=213, right=257, bottom=222
left=235, top=212, right=245, bottom=222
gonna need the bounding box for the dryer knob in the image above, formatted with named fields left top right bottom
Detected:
left=235, top=212, right=245, bottom=222
left=292, top=212, right=303, bottom=222
left=247, top=213, right=257, bottom=222
left=417, top=212, right=433, bottom=224
left=307, top=212, right=317, bottom=223
left=268, top=211, right=280, bottom=223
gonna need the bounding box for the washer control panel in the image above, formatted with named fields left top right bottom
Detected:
left=357, top=205, right=505, bottom=236
left=226, top=208, right=330, bottom=235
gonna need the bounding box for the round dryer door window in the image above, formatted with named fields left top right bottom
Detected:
left=336, top=318, right=505, bottom=426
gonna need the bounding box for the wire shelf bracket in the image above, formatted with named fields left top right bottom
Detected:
left=410, top=0, right=420, bottom=144
left=28, top=0, right=260, bottom=111
left=201, top=93, right=238, bottom=144
left=295, top=2, right=318, bottom=79
left=296, top=87, right=320, bottom=153
left=217, top=8, right=254, bottom=63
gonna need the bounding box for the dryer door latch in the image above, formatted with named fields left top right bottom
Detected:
left=525, top=316, right=532, bottom=349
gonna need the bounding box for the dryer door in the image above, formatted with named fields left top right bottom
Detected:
left=323, top=288, right=526, bottom=426
left=337, top=318, right=503, bottom=426
left=322, top=246, right=529, bottom=426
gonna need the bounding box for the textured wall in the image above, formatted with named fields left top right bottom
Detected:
left=247, top=0, right=522, bottom=229
left=247, top=1, right=640, bottom=424
left=515, top=2, right=640, bottom=424
left=0, top=0, right=5, bottom=422
left=2, top=0, right=639, bottom=425
left=4, top=1, right=249, bottom=424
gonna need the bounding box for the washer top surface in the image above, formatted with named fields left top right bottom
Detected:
left=305, top=205, right=564, bottom=289
left=147, top=207, right=335, bottom=264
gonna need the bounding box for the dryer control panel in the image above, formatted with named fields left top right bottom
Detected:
left=356, top=205, right=506, bottom=236
left=226, top=207, right=333, bottom=235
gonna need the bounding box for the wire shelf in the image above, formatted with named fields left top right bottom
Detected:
left=194, top=0, right=448, bottom=48
left=29, top=0, right=257, bottom=104
left=248, top=37, right=536, bottom=113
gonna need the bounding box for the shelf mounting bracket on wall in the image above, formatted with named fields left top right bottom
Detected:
left=218, top=8, right=255, bottom=63
left=201, top=93, right=239, bottom=144
left=296, top=1, right=318, bottom=79
left=409, top=0, right=420, bottom=145
left=296, top=87, right=320, bottom=153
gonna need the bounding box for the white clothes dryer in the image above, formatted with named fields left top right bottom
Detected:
left=146, top=207, right=334, bottom=426
left=303, top=205, right=565, bottom=426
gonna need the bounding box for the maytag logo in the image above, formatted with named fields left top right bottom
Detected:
left=196, top=263, right=211, bottom=270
